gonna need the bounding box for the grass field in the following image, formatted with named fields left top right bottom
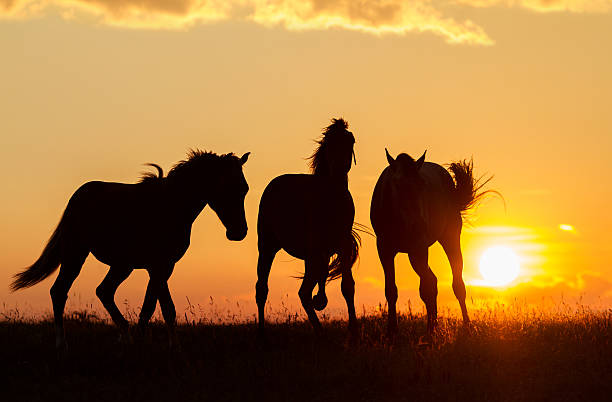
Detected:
left=2, top=305, right=611, bottom=402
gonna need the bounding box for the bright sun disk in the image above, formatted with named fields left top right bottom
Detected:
left=479, top=246, right=520, bottom=287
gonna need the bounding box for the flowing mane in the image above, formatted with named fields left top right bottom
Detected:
left=308, top=118, right=353, bottom=176
left=139, top=150, right=240, bottom=184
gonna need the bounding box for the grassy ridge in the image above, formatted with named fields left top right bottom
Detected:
left=2, top=308, right=611, bottom=402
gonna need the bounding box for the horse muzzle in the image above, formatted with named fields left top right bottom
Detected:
left=226, top=227, right=247, bottom=241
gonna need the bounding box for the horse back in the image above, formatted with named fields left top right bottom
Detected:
left=65, top=181, right=191, bottom=266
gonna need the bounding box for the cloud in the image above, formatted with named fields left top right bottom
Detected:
left=454, top=0, right=612, bottom=13
left=0, top=0, right=493, bottom=45
left=3, top=1, right=609, bottom=44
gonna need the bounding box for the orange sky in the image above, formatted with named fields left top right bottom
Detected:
left=1, top=1, right=611, bottom=320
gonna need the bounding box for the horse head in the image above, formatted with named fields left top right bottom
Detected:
left=207, top=152, right=250, bottom=241
left=385, top=148, right=427, bottom=216
left=310, top=118, right=356, bottom=179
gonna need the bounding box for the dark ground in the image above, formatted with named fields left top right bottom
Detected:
left=2, top=309, right=611, bottom=402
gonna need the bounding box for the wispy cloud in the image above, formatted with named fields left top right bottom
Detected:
left=454, top=0, right=612, bottom=13
left=0, top=0, right=494, bottom=45
left=3, top=1, right=610, bottom=44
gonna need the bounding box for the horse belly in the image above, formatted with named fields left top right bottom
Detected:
left=267, top=212, right=310, bottom=259
left=89, top=238, right=152, bottom=267
left=89, top=225, right=189, bottom=267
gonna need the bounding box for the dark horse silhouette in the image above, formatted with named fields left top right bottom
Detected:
left=371, top=149, right=491, bottom=335
left=11, top=150, right=250, bottom=349
left=256, top=118, right=360, bottom=337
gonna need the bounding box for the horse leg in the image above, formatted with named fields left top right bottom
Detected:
left=377, top=239, right=398, bottom=335
left=312, top=266, right=328, bottom=312
left=50, top=250, right=88, bottom=350
left=408, top=247, right=438, bottom=334
left=441, top=225, right=470, bottom=325
left=138, top=277, right=158, bottom=332
left=255, top=245, right=278, bottom=335
left=299, top=255, right=326, bottom=333
left=157, top=281, right=178, bottom=347
left=95, top=266, right=133, bottom=341
left=341, top=270, right=358, bottom=338
left=146, top=264, right=177, bottom=346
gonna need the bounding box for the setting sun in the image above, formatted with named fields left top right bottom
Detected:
left=479, top=246, right=521, bottom=287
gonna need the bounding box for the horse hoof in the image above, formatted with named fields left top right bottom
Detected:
left=312, top=294, right=328, bottom=311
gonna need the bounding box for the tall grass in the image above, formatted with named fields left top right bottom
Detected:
left=1, top=301, right=610, bottom=402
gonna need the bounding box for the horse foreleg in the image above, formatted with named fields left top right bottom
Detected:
left=377, top=240, right=398, bottom=335
left=157, top=281, right=178, bottom=347
left=300, top=256, right=326, bottom=332
left=138, top=278, right=158, bottom=332
left=312, top=267, right=328, bottom=311
left=255, top=246, right=277, bottom=337
left=408, top=247, right=438, bottom=335
left=96, top=266, right=133, bottom=340
left=141, top=265, right=176, bottom=347
left=341, top=270, right=358, bottom=339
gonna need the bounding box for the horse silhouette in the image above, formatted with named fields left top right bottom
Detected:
left=11, top=150, right=250, bottom=349
left=370, top=149, right=491, bottom=336
left=256, top=118, right=360, bottom=337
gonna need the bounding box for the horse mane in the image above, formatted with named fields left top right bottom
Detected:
left=308, top=118, right=350, bottom=176
left=138, top=150, right=239, bottom=184
left=168, top=149, right=239, bottom=180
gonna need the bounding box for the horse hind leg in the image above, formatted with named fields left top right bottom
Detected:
left=441, top=227, right=470, bottom=324
left=377, top=239, right=399, bottom=335
left=408, top=247, right=438, bottom=334
left=96, top=266, right=133, bottom=340
left=50, top=249, right=88, bottom=350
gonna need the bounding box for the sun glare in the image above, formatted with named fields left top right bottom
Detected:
left=559, top=224, right=575, bottom=232
left=479, top=246, right=520, bottom=287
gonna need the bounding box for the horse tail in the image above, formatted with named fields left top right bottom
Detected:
left=448, top=158, right=500, bottom=217
left=139, top=163, right=164, bottom=183
left=327, top=227, right=361, bottom=282
left=10, top=213, right=67, bottom=291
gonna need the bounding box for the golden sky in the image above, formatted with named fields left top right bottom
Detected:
left=1, top=0, right=611, bottom=319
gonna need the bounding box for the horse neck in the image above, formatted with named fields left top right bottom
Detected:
left=315, top=170, right=349, bottom=189
left=166, top=174, right=214, bottom=223
left=384, top=176, right=426, bottom=227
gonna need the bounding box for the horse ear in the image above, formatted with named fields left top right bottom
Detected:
left=415, top=150, right=426, bottom=170
left=240, top=152, right=250, bottom=165
left=385, top=148, right=395, bottom=165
